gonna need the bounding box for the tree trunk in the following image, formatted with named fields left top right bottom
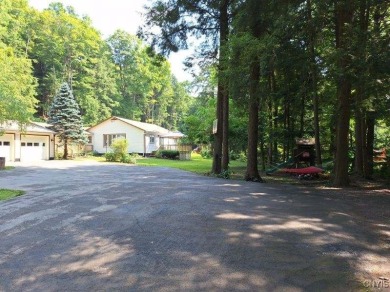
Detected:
left=354, top=0, right=371, bottom=177
left=283, top=94, right=287, bottom=161
left=63, top=139, right=68, bottom=160
left=260, top=134, right=266, bottom=171
left=332, top=0, right=354, bottom=187
left=267, top=98, right=273, bottom=166
left=270, top=69, right=278, bottom=163
left=299, top=94, right=305, bottom=137
left=286, top=99, right=291, bottom=161
left=211, top=91, right=223, bottom=174
left=220, top=0, right=230, bottom=172
left=354, top=109, right=365, bottom=175
left=313, top=92, right=322, bottom=166
left=307, top=0, right=322, bottom=166
left=329, top=113, right=337, bottom=158
left=364, top=114, right=375, bottom=179
left=333, top=81, right=352, bottom=186
left=212, top=0, right=229, bottom=174
left=245, top=60, right=263, bottom=182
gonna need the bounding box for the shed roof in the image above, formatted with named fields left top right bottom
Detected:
left=160, top=131, right=185, bottom=138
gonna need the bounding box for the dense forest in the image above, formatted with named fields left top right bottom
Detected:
left=140, top=0, right=389, bottom=186
left=1, top=0, right=389, bottom=186
left=0, top=0, right=191, bottom=129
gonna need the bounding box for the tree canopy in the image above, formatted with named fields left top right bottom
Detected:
left=0, top=1, right=191, bottom=130
left=142, top=0, right=390, bottom=185
left=1, top=0, right=389, bottom=185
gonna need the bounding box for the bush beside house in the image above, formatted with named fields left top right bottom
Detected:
left=104, top=138, right=137, bottom=164
left=156, top=150, right=180, bottom=159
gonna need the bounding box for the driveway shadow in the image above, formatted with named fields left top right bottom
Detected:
left=0, top=163, right=389, bottom=291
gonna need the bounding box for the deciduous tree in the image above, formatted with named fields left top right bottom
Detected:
left=0, top=48, right=37, bottom=125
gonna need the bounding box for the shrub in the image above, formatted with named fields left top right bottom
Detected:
left=216, top=169, right=231, bottom=179
left=221, top=169, right=232, bottom=179
left=55, top=152, right=64, bottom=160
left=129, top=154, right=138, bottom=164
left=238, top=152, right=247, bottom=162
left=229, top=151, right=239, bottom=161
left=104, top=138, right=136, bottom=164
left=228, top=151, right=247, bottom=162
left=104, top=152, right=116, bottom=162
left=120, top=153, right=137, bottom=164
left=120, top=153, right=128, bottom=163
left=105, top=152, right=137, bottom=164
left=200, top=148, right=212, bottom=159
left=111, top=138, right=128, bottom=156
left=156, top=150, right=179, bottom=159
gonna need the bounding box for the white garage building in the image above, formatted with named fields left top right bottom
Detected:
left=0, top=121, right=56, bottom=162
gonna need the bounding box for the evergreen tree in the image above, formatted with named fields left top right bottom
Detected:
left=140, top=0, right=235, bottom=174
left=48, top=82, right=87, bottom=159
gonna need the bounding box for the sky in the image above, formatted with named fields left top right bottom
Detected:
left=28, top=0, right=191, bottom=81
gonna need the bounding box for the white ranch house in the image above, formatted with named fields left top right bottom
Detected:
left=0, top=121, right=56, bottom=162
left=87, top=116, right=184, bottom=155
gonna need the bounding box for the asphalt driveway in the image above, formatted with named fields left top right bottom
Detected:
left=0, top=160, right=389, bottom=291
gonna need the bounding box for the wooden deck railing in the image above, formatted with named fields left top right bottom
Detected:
left=159, top=144, right=192, bottom=152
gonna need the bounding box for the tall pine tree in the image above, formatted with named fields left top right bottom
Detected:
left=140, top=0, right=234, bottom=174
left=48, top=82, right=87, bottom=159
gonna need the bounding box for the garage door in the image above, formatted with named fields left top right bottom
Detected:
left=21, top=137, right=48, bottom=161
left=0, top=141, right=11, bottom=161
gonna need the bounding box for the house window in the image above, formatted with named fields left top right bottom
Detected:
left=149, top=135, right=155, bottom=144
left=103, top=134, right=126, bottom=147
left=88, top=136, right=92, bottom=144
left=3, top=141, right=10, bottom=146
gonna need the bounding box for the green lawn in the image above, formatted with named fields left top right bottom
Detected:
left=137, top=153, right=247, bottom=179
left=0, top=189, right=25, bottom=201
left=68, top=154, right=326, bottom=183
left=0, top=167, right=24, bottom=201
left=77, top=153, right=247, bottom=178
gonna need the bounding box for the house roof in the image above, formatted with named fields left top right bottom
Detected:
left=0, top=121, right=56, bottom=134
left=113, top=117, right=170, bottom=134
left=88, top=116, right=184, bottom=137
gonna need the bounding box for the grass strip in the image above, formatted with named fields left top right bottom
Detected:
left=137, top=153, right=247, bottom=177
left=0, top=189, right=25, bottom=201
